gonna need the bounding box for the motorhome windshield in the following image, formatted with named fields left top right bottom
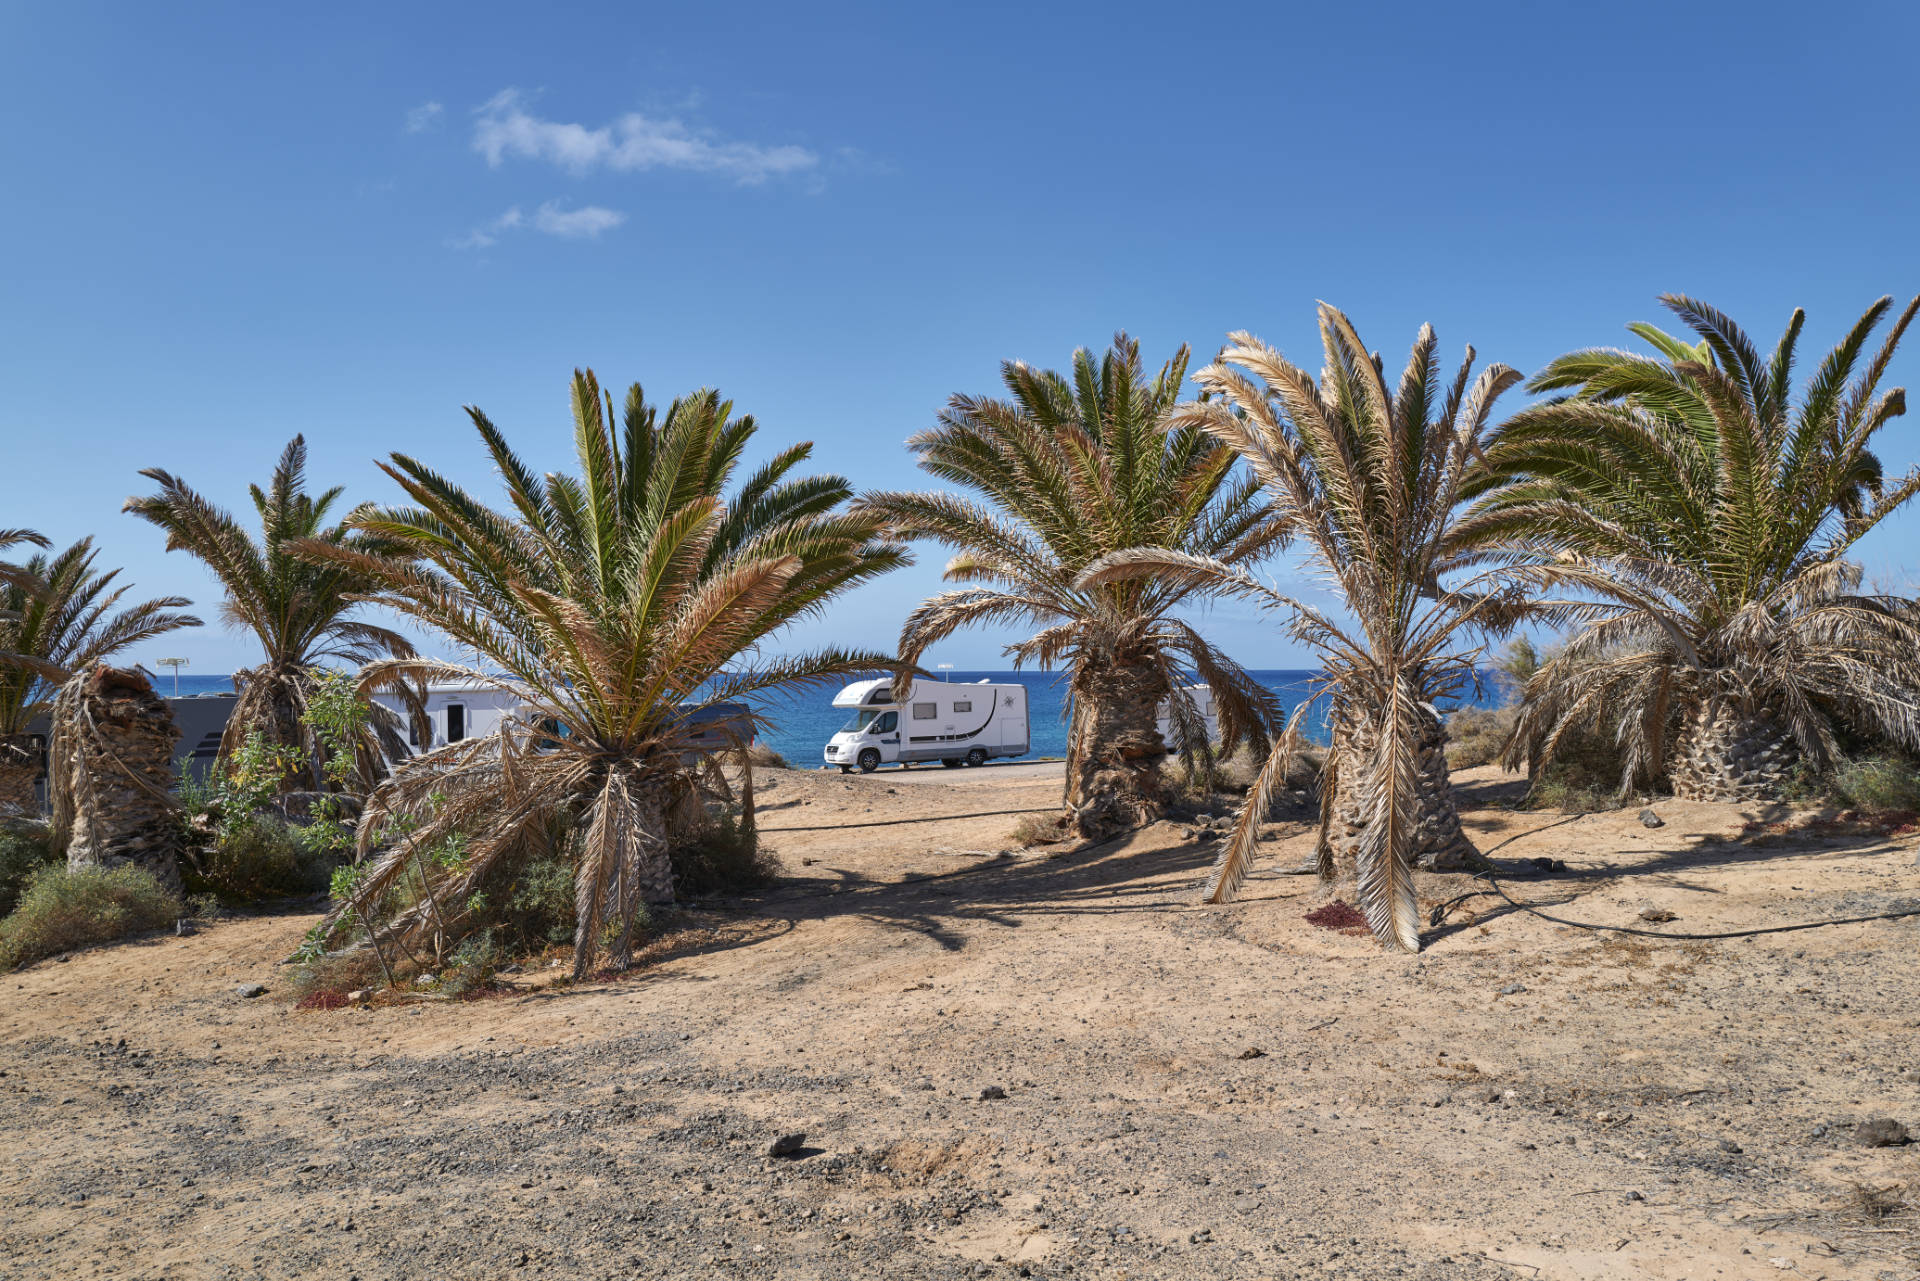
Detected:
left=843, top=709, right=893, bottom=733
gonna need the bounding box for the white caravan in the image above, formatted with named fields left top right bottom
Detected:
left=371, top=681, right=753, bottom=758
left=824, top=677, right=1028, bottom=773
left=1155, top=684, right=1222, bottom=749
left=371, top=679, right=523, bottom=752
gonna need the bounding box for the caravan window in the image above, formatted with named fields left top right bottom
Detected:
left=953, top=700, right=972, bottom=713
left=912, top=703, right=937, bottom=720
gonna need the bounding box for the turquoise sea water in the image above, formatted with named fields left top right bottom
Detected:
left=166, top=670, right=1506, bottom=765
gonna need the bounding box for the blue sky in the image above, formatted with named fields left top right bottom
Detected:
left=4, top=1, right=1919, bottom=678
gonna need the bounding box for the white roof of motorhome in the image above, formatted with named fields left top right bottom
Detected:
left=830, top=677, right=1002, bottom=707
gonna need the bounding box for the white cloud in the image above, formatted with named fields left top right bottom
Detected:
left=471, top=88, right=818, bottom=185
left=449, top=201, right=624, bottom=250
left=405, top=101, right=444, bottom=133
left=531, top=201, right=625, bottom=238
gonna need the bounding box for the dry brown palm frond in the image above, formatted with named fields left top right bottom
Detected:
left=1353, top=678, right=1425, bottom=952
left=1080, top=306, right=1533, bottom=949
left=1200, top=702, right=1310, bottom=904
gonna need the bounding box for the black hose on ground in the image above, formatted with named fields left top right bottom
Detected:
left=1450, top=869, right=1920, bottom=941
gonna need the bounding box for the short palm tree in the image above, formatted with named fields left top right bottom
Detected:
left=1462, top=294, right=1920, bottom=799
left=1083, top=308, right=1529, bottom=951
left=295, top=370, right=905, bottom=978
left=858, top=334, right=1288, bottom=838
left=124, top=436, right=416, bottom=791
left=0, top=538, right=199, bottom=813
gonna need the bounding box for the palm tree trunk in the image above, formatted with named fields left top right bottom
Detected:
left=1669, top=698, right=1793, bottom=802
left=1065, top=658, right=1170, bottom=839
left=1328, top=700, right=1475, bottom=875
left=0, top=733, right=43, bottom=816
left=51, top=667, right=183, bottom=894
left=223, top=664, right=323, bottom=796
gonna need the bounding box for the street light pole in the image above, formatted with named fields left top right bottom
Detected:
left=157, top=657, right=188, bottom=697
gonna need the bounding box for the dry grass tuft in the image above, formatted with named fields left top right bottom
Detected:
left=1010, top=813, right=1074, bottom=847
left=746, top=742, right=791, bottom=770
left=288, top=947, right=388, bottom=1003
left=1846, top=1182, right=1913, bottom=1223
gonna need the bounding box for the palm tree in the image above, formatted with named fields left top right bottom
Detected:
left=123, top=436, right=416, bottom=792
left=0, top=538, right=199, bottom=813
left=295, top=370, right=905, bottom=978
left=1461, top=294, right=1920, bottom=800
left=858, top=334, right=1288, bottom=838
left=1082, top=308, right=1529, bottom=951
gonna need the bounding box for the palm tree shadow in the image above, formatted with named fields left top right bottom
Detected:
left=742, top=829, right=1226, bottom=952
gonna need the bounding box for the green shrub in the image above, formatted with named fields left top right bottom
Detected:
left=435, top=930, right=505, bottom=998
left=0, top=865, right=180, bottom=969
left=671, top=812, right=778, bottom=898
left=0, top=824, right=60, bottom=918
left=1520, top=723, right=1630, bottom=812
left=1525, top=771, right=1626, bottom=813
left=1828, top=753, right=1920, bottom=812
left=490, top=854, right=578, bottom=950
left=186, top=816, right=334, bottom=902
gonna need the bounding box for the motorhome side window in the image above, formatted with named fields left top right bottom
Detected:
left=874, top=712, right=897, bottom=733
left=445, top=704, right=466, bottom=742
left=953, top=700, right=972, bottom=713
left=912, top=703, right=937, bottom=720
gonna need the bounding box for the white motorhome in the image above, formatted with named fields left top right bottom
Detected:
left=1155, top=684, right=1221, bottom=749
left=824, top=677, right=1028, bottom=772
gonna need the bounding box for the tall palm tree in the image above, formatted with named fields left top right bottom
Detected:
left=1461, top=294, right=1920, bottom=800
left=0, top=538, right=199, bottom=813
left=123, top=436, right=416, bottom=791
left=858, top=334, right=1288, bottom=838
left=295, top=370, right=905, bottom=978
left=1083, top=308, right=1530, bottom=952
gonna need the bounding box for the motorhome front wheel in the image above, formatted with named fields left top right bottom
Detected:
left=857, top=748, right=881, bottom=773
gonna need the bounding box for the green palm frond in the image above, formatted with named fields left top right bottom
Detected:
left=295, top=368, right=905, bottom=978
left=124, top=434, right=417, bottom=789
left=861, top=333, right=1287, bottom=821
left=1467, top=293, right=1920, bottom=789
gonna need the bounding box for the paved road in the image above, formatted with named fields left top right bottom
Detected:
left=801, top=758, right=1066, bottom=786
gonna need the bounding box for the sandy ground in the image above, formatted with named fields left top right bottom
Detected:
left=3, top=764, right=1918, bottom=1281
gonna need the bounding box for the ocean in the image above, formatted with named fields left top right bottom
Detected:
left=163, top=669, right=1507, bottom=767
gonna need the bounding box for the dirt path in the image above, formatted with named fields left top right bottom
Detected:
left=3, top=765, right=1917, bottom=1280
